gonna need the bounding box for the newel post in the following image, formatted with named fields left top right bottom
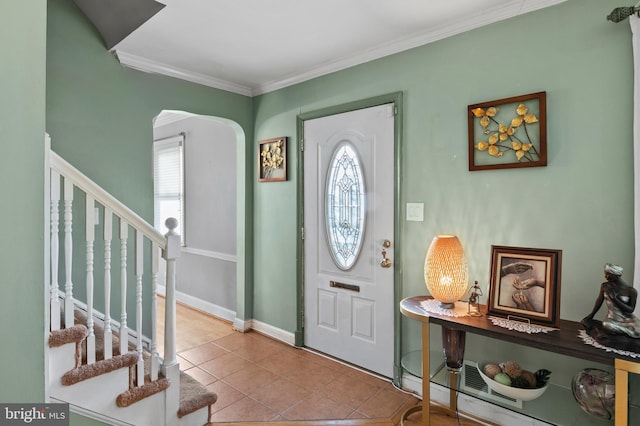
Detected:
left=161, top=218, right=180, bottom=380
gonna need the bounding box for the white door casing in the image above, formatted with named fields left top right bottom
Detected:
left=303, top=103, right=395, bottom=378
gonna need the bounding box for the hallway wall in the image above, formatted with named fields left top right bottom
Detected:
left=251, top=0, right=634, bottom=383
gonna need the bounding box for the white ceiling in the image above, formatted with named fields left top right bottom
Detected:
left=114, top=0, right=567, bottom=96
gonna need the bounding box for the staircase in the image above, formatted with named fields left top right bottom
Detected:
left=44, top=135, right=216, bottom=426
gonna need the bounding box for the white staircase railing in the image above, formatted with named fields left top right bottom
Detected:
left=45, top=135, right=180, bottom=414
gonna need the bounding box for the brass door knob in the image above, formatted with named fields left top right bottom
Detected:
left=380, top=249, right=392, bottom=268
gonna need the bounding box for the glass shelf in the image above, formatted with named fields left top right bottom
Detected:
left=429, top=360, right=639, bottom=426
left=401, top=349, right=445, bottom=379
left=403, top=350, right=640, bottom=425
left=401, top=296, right=640, bottom=426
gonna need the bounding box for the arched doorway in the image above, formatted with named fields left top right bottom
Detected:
left=153, top=110, right=247, bottom=324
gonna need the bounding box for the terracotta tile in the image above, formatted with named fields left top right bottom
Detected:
left=176, top=355, right=194, bottom=370
left=179, top=342, right=228, bottom=365
left=223, top=364, right=279, bottom=394
left=357, top=387, right=411, bottom=418
left=286, top=361, right=340, bottom=391
left=323, top=373, right=382, bottom=409
left=211, top=331, right=253, bottom=351
left=205, top=380, right=245, bottom=413
left=208, top=396, right=278, bottom=423
left=183, top=366, right=217, bottom=386
left=198, top=352, right=253, bottom=378
left=249, top=378, right=310, bottom=413
left=233, top=337, right=287, bottom=362
left=348, top=410, right=370, bottom=419
left=167, top=298, right=485, bottom=426
left=256, top=348, right=309, bottom=375
left=282, top=394, right=354, bottom=421
left=345, top=367, right=390, bottom=388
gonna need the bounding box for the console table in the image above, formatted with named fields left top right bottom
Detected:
left=400, top=295, right=640, bottom=426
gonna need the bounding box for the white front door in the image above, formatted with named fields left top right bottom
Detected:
left=303, top=103, right=395, bottom=378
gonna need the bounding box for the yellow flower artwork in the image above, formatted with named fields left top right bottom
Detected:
left=468, top=92, right=546, bottom=171
left=259, top=137, right=287, bottom=182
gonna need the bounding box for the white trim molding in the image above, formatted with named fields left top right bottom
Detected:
left=114, top=50, right=253, bottom=96
left=112, top=1, right=567, bottom=96
left=181, top=246, right=237, bottom=263
left=250, top=319, right=296, bottom=346
left=157, top=288, right=297, bottom=346
left=157, top=285, right=236, bottom=323
left=255, top=0, right=568, bottom=95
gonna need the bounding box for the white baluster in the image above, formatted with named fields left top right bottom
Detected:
left=63, top=178, right=75, bottom=328
left=103, top=207, right=113, bottom=360
left=150, top=243, right=159, bottom=381
left=162, top=218, right=181, bottom=421
left=119, top=219, right=129, bottom=355
left=85, top=195, right=96, bottom=365
left=162, top=219, right=180, bottom=372
left=50, top=170, right=61, bottom=331
left=135, top=230, right=144, bottom=386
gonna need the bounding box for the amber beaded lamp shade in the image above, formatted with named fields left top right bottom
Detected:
left=424, top=235, right=469, bottom=309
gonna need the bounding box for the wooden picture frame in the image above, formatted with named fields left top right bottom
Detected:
left=487, top=245, right=562, bottom=326
left=258, top=137, right=287, bottom=182
left=468, top=91, right=547, bottom=171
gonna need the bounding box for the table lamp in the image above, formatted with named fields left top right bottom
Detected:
left=424, top=234, right=469, bottom=309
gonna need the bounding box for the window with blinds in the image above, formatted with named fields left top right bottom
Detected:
left=153, top=134, right=185, bottom=244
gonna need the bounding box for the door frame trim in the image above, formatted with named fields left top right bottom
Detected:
left=295, top=92, right=404, bottom=385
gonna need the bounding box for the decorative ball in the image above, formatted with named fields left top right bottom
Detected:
left=520, top=370, right=537, bottom=388
left=572, top=368, right=615, bottom=420
left=483, top=363, right=501, bottom=379
left=501, top=360, right=522, bottom=379
left=494, top=373, right=512, bottom=386
left=165, top=217, right=178, bottom=230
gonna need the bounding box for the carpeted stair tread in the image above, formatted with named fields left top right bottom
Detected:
left=73, top=310, right=125, bottom=363
left=55, top=308, right=208, bottom=418
left=61, top=352, right=139, bottom=386
left=49, top=325, right=88, bottom=347
left=116, top=377, right=170, bottom=407
left=177, top=371, right=217, bottom=418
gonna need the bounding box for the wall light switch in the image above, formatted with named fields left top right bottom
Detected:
left=406, top=203, right=424, bottom=222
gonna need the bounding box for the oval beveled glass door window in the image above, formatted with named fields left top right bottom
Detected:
left=325, top=142, right=366, bottom=270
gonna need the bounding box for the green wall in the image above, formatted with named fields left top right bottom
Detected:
left=252, top=0, right=634, bottom=369
left=0, top=0, right=47, bottom=402
left=47, top=0, right=253, bottom=211
left=7, top=0, right=631, bottom=420
left=46, top=0, right=255, bottom=331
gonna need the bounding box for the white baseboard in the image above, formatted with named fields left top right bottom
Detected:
left=401, top=373, right=548, bottom=426
left=233, top=317, right=252, bottom=332
left=157, top=286, right=296, bottom=346
left=56, top=400, right=134, bottom=426
left=157, top=285, right=236, bottom=323
left=250, top=319, right=296, bottom=346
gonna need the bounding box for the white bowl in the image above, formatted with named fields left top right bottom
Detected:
left=476, top=360, right=549, bottom=401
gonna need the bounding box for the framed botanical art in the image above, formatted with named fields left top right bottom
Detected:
left=487, top=245, right=562, bottom=326
left=258, top=137, right=287, bottom=182
left=468, top=91, right=547, bottom=171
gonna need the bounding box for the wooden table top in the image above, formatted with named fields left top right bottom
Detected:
left=400, top=295, right=640, bottom=365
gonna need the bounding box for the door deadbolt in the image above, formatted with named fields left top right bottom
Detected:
left=380, top=249, right=392, bottom=268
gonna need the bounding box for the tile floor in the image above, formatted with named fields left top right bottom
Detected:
left=158, top=299, right=483, bottom=425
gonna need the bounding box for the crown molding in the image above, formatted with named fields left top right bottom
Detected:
left=520, top=0, right=568, bottom=13
left=115, top=0, right=567, bottom=97
left=153, top=110, right=190, bottom=128
left=114, top=50, right=253, bottom=96
left=253, top=0, right=568, bottom=95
